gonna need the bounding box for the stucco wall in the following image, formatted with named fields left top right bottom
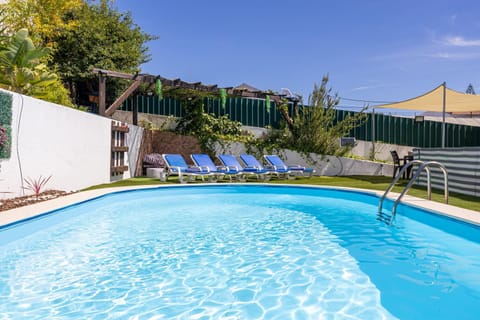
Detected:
left=214, top=141, right=393, bottom=177
left=0, top=90, right=141, bottom=199
left=351, top=140, right=413, bottom=162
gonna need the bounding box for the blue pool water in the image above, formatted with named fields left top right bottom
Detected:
left=0, top=185, right=479, bottom=319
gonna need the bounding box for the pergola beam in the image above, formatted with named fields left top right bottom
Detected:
left=105, top=80, right=142, bottom=116
left=93, top=67, right=298, bottom=123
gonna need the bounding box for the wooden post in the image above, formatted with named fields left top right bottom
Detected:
left=98, top=74, right=106, bottom=116
left=132, top=94, right=138, bottom=125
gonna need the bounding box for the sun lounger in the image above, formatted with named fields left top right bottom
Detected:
left=264, top=154, right=315, bottom=178
left=239, top=154, right=288, bottom=179
left=190, top=154, right=239, bottom=181
left=162, top=154, right=212, bottom=183
left=217, top=154, right=270, bottom=181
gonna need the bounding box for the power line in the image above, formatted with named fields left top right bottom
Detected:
left=337, top=96, right=396, bottom=104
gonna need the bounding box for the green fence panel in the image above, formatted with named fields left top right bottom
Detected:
left=447, top=123, right=453, bottom=147
left=374, top=113, right=380, bottom=142
left=231, top=98, right=237, bottom=124
left=240, top=98, right=245, bottom=124
left=272, top=102, right=280, bottom=128
left=252, top=99, right=258, bottom=127
left=453, top=124, right=459, bottom=147
left=405, top=118, right=411, bottom=146
left=226, top=98, right=233, bottom=121
left=432, top=122, right=441, bottom=147
left=167, top=98, right=172, bottom=116
left=368, top=113, right=374, bottom=141
left=259, top=100, right=265, bottom=127
left=119, top=95, right=480, bottom=147
left=475, top=127, right=480, bottom=146
left=389, top=115, right=394, bottom=144
left=251, top=99, right=256, bottom=127
left=415, top=121, right=422, bottom=147
left=459, top=126, right=468, bottom=146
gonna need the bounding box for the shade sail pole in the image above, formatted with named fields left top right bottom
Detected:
left=372, top=108, right=376, bottom=158
left=442, top=82, right=446, bottom=148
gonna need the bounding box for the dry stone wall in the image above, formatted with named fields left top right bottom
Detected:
left=136, top=130, right=202, bottom=176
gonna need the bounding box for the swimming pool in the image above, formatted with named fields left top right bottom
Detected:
left=0, top=185, right=479, bottom=319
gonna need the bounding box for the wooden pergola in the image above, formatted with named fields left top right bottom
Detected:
left=92, top=68, right=298, bottom=127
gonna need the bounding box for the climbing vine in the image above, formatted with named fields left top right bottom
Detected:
left=162, top=87, right=247, bottom=156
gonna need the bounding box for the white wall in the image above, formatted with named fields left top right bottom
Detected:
left=351, top=140, right=413, bottom=162
left=0, top=90, right=139, bottom=199
left=215, top=141, right=393, bottom=177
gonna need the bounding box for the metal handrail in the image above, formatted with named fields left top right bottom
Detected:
left=378, top=160, right=423, bottom=213
left=378, top=160, right=449, bottom=223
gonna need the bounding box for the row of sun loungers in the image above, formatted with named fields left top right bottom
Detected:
left=161, top=153, right=315, bottom=183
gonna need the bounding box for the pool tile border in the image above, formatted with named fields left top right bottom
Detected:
left=1, top=183, right=479, bottom=228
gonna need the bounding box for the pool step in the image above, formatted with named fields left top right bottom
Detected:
left=376, top=210, right=393, bottom=225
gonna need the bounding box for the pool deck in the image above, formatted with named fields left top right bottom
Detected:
left=1, top=184, right=479, bottom=228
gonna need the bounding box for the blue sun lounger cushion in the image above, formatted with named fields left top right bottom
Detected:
left=264, top=154, right=315, bottom=177
left=191, top=154, right=241, bottom=181
left=218, top=154, right=270, bottom=180
left=162, top=154, right=211, bottom=183
left=239, top=154, right=289, bottom=179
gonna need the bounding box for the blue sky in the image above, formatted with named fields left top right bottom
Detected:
left=115, top=0, right=480, bottom=111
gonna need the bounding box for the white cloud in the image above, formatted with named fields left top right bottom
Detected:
left=443, top=36, right=480, bottom=47
left=351, top=84, right=394, bottom=92
left=421, top=51, right=480, bottom=60
left=352, top=85, right=380, bottom=91
left=450, top=15, right=457, bottom=25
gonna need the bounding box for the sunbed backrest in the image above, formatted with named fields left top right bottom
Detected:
left=240, top=154, right=262, bottom=168
left=266, top=155, right=286, bottom=168
left=164, top=154, right=188, bottom=168
left=218, top=155, right=240, bottom=167
left=191, top=154, right=216, bottom=170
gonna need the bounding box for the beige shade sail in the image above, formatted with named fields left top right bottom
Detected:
left=375, top=83, right=480, bottom=113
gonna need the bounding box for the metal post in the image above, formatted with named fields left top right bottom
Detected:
left=442, top=82, right=446, bottom=148
left=372, top=108, right=376, bottom=158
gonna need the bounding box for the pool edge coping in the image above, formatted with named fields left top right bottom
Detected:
left=1, top=183, right=479, bottom=228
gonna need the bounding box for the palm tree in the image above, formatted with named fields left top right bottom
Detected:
left=0, top=28, right=57, bottom=96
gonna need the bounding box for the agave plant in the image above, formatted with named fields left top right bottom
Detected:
left=23, top=175, right=52, bottom=200
left=0, top=28, right=57, bottom=95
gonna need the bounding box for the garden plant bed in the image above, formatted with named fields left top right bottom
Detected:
left=0, top=190, right=72, bottom=212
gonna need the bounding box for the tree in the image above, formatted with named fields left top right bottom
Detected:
left=51, top=0, right=156, bottom=105
left=0, top=29, right=57, bottom=94
left=262, top=76, right=367, bottom=156
left=0, top=0, right=83, bottom=47
left=0, top=28, right=72, bottom=105
left=1, top=0, right=155, bottom=107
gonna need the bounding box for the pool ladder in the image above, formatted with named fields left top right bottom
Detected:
left=378, top=160, right=449, bottom=224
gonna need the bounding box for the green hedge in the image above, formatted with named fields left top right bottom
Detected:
left=0, top=91, right=12, bottom=159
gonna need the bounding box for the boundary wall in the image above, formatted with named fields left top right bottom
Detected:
left=0, top=90, right=142, bottom=199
